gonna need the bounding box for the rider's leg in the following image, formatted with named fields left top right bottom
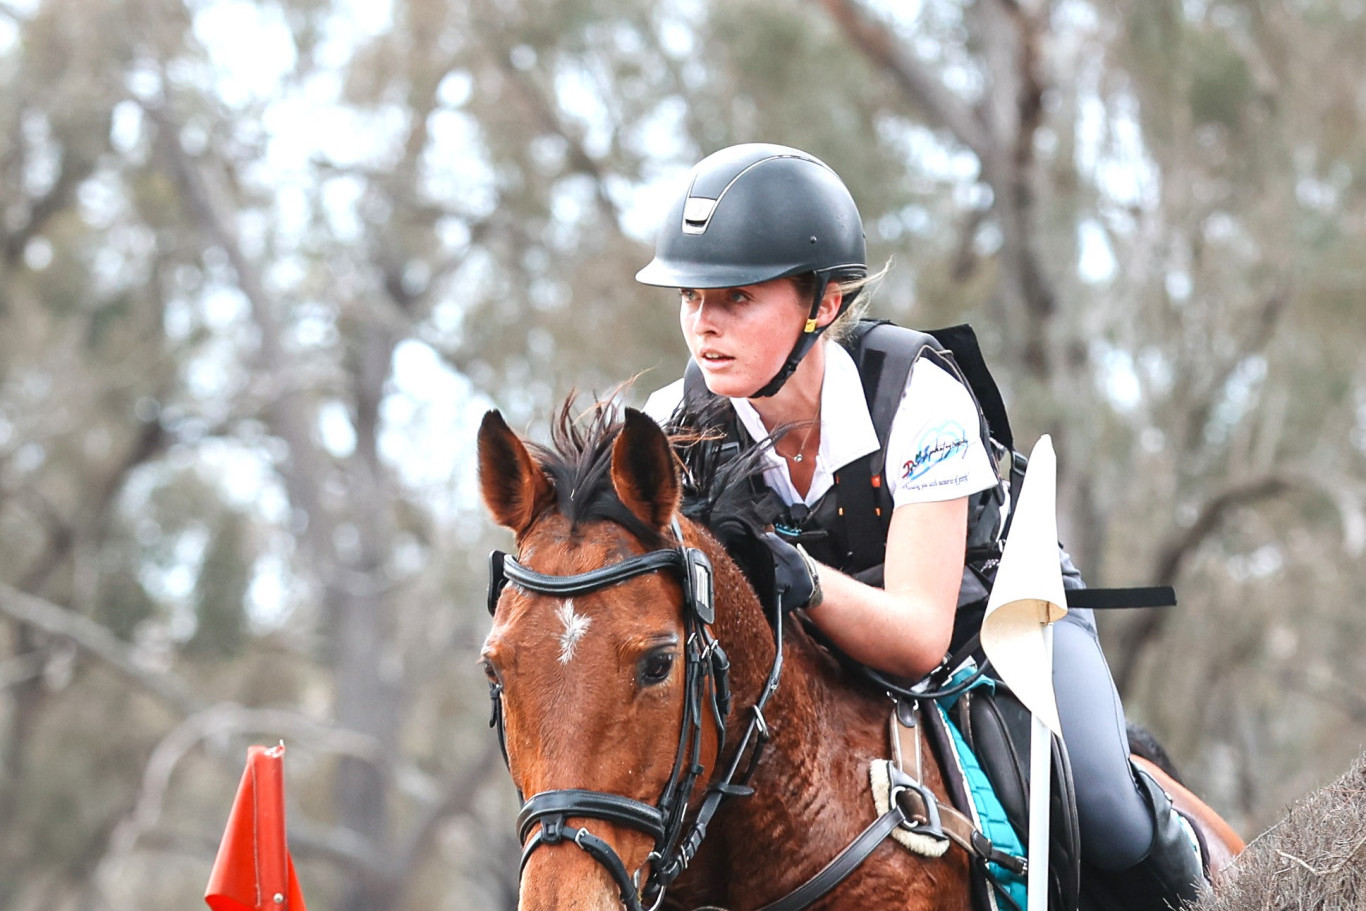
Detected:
left=1052, top=609, right=1149, bottom=866
left=1051, top=608, right=1205, bottom=908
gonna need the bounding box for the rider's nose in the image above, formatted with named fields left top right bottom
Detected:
left=690, top=295, right=721, bottom=335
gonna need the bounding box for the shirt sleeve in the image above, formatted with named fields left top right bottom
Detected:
left=885, top=357, right=999, bottom=507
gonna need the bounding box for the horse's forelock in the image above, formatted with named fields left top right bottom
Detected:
left=524, top=395, right=669, bottom=548
left=521, top=392, right=775, bottom=554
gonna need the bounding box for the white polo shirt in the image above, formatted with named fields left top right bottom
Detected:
left=643, top=343, right=999, bottom=510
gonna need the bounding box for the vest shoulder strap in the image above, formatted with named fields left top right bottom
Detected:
left=830, top=321, right=941, bottom=570
left=839, top=320, right=940, bottom=475
left=682, top=357, right=707, bottom=405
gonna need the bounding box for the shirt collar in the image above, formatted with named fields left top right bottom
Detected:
left=728, top=342, right=880, bottom=505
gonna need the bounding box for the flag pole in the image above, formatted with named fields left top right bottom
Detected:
left=1026, top=623, right=1053, bottom=911
left=978, top=435, right=1068, bottom=911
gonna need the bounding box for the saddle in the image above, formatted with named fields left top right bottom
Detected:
left=880, top=672, right=1083, bottom=911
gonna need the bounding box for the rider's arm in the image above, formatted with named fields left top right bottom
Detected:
left=799, top=496, right=967, bottom=680
left=798, top=355, right=994, bottom=679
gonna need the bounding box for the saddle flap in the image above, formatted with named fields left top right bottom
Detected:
left=951, top=686, right=1083, bottom=911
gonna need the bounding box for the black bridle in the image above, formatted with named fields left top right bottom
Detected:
left=487, top=519, right=783, bottom=911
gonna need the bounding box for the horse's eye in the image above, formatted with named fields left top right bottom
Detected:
left=638, top=649, right=676, bottom=686
left=481, top=658, right=501, bottom=686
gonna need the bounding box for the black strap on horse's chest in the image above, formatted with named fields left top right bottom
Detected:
left=753, top=798, right=928, bottom=911
left=752, top=700, right=1030, bottom=911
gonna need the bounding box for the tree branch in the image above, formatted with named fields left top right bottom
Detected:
left=141, top=100, right=337, bottom=570
left=0, top=582, right=203, bottom=715
left=820, top=0, right=1057, bottom=376
left=1112, top=473, right=1295, bottom=692
left=389, top=738, right=508, bottom=904
left=815, top=0, right=991, bottom=159
left=3, top=145, right=96, bottom=267
left=493, top=49, right=624, bottom=226
left=95, top=702, right=450, bottom=910
left=102, top=703, right=390, bottom=875
left=1180, top=288, right=1291, bottom=455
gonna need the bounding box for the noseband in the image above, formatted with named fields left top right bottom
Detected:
left=487, top=519, right=778, bottom=911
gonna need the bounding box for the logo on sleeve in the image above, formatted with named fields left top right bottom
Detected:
left=901, top=422, right=970, bottom=482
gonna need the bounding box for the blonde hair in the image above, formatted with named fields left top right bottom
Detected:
left=815, top=258, right=892, bottom=343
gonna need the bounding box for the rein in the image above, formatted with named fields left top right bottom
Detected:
left=487, top=519, right=784, bottom=911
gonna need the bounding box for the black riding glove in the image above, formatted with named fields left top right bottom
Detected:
left=760, top=532, right=823, bottom=612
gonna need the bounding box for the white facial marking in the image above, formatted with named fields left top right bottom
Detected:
left=556, top=600, right=592, bottom=664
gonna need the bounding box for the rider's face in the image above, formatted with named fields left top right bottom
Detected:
left=678, top=278, right=809, bottom=399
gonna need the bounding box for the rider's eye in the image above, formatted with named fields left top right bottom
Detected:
left=638, top=649, right=675, bottom=686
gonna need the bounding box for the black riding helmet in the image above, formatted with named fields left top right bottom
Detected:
left=636, top=143, right=867, bottom=398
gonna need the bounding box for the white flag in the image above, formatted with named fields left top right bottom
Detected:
left=980, top=435, right=1068, bottom=734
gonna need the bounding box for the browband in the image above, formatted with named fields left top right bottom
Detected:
left=488, top=529, right=714, bottom=624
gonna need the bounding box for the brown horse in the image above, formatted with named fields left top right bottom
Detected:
left=478, top=401, right=1240, bottom=911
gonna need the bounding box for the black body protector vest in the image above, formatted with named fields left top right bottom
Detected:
left=682, top=320, right=1080, bottom=655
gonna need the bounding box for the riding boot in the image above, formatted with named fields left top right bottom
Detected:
left=1103, top=767, right=1207, bottom=910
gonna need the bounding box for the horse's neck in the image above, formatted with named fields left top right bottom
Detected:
left=704, top=546, right=864, bottom=780
left=699, top=536, right=889, bottom=822
left=684, top=543, right=969, bottom=910
left=732, top=630, right=875, bottom=788
left=697, top=623, right=890, bottom=907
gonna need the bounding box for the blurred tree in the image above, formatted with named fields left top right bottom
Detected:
left=0, top=0, right=1364, bottom=909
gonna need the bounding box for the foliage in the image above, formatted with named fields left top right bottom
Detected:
left=0, top=0, right=1364, bottom=909
left=1190, top=751, right=1366, bottom=910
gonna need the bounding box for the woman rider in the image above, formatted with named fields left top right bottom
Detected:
left=636, top=143, right=1205, bottom=910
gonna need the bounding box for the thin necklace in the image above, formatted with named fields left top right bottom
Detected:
left=787, top=402, right=821, bottom=464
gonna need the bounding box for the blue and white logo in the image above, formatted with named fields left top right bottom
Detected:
left=901, top=422, right=970, bottom=482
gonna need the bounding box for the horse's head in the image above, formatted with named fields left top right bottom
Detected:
left=478, top=403, right=736, bottom=911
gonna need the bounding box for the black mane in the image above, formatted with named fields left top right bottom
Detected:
left=525, top=393, right=772, bottom=552
left=523, top=396, right=666, bottom=549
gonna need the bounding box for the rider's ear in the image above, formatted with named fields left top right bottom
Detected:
left=816, top=281, right=843, bottom=328
left=478, top=410, right=554, bottom=538
left=611, top=409, right=680, bottom=531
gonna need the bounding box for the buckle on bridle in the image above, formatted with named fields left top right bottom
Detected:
left=541, top=814, right=567, bottom=844
left=487, top=550, right=508, bottom=615
left=634, top=856, right=670, bottom=911
left=890, top=777, right=949, bottom=843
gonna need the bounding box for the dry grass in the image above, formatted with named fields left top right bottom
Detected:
left=1192, top=752, right=1366, bottom=911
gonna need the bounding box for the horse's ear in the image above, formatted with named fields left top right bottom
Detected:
left=478, top=410, right=554, bottom=537
left=611, top=408, right=680, bottom=531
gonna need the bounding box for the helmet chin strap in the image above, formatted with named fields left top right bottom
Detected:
left=750, top=275, right=838, bottom=399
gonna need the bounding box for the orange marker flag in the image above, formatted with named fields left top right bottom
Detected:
left=206, top=743, right=308, bottom=911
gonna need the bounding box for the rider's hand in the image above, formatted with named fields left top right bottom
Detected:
left=760, top=532, right=823, bottom=612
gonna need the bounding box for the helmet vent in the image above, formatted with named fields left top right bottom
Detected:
left=682, top=197, right=717, bottom=234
